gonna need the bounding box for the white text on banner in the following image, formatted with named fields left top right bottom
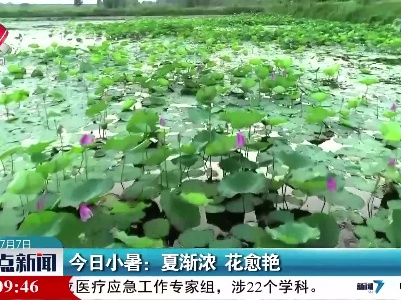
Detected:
left=69, top=276, right=401, bottom=299
left=0, top=249, right=63, bottom=276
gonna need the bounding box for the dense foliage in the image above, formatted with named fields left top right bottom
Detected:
left=2, top=15, right=401, bottom=248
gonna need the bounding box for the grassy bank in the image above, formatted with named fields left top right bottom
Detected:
left=268, top=1, right=401, bottom=24
left=0, top=4, right=263, bottom=19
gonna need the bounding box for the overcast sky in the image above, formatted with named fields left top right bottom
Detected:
left=4, top=0, right=154, bottom=4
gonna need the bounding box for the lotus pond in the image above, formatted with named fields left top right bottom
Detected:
left=2, top=14, right=401, bottom=249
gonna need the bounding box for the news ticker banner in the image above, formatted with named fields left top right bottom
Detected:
left=0, top=276, right=400, bottom=300
left=1, top=236, right=401, bottom=299
left=2, top=237, right=401, bottom=277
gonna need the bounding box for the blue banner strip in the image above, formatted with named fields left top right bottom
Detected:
left=0, top=237, right=62, bottom=249
left=63, top=249, right=401, bottom=276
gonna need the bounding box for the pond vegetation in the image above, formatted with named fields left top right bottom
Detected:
left=2, top=14, right=401, bottom=248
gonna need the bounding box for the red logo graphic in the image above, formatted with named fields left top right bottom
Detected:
left=0, top=23, right=10, bottom=55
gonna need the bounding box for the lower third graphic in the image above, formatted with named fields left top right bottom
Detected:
left=356, top=280, right=384, bottom=294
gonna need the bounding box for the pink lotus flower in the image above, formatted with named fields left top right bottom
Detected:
left=159, top=117, right=166, bottom=127
left=36, top=194, right=46, bottom=211
left=80, top=133, right=94, bottom=146
left=236, top=131, right=246, bottom=148
left=79, top=204, right=93, bottom=222
left=391, top=103, right=397, bottom=111
left=326, top=177, right=337, bottom=192
left=389, top=158, right=396, bottom=167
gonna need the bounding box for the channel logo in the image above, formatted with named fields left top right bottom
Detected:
left=356, top=280, right=384, bottom=294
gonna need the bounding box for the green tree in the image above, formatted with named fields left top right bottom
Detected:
left=186, top=0, right=211, bottom=6
left=103, top=0, right=127, bottom=8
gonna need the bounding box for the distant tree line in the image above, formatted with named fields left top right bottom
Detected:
left=73, top=0, right=139, bottom=8
left=157, top=0, right=214, bottom=6
left=73, top=0, right=258, bottom=8
left=157, top=0, right=261, bottom=6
